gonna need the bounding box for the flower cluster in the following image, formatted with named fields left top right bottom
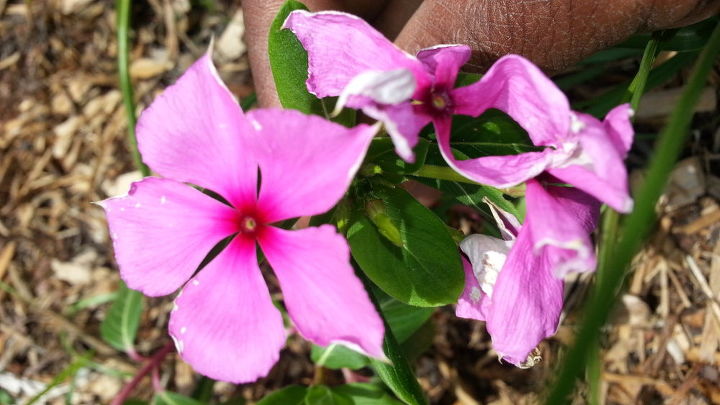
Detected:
left=100, top=9, right=634, bottom=382
left=285, top=10, right=634, bottom=365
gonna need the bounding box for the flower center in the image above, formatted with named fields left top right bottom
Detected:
left=239, top=215, right=258, bottom=234
left=431, top=93, right=448, bottom=110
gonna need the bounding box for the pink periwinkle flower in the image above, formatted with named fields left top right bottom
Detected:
left=284, top=10, right=473, bottom=162
left=99, top=54, right=384, bottom=383
left=456, top=185, right=600, bottom=365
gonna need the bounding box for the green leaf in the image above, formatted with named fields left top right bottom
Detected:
left=347, top=187, right=463, bottom=307
left=258, top=386, right=308, bottom=405
left=575, top=51, right=698, bottom=116
left=305, top=386, right=353, bottom=405
left=454, top=72, right=481, bottom=87
left=101, top=281, right=143, bottom=353
left=448, top=109, right=538, bottom=158
left=268, top=0, right=355, bottom=126
left=311, top=343, right=369, bottom=370
left=376, top=292, right=433, bottom=343
left=364, top=138, right=430, bottom=176
left=332, top=383, right=403, bottom=405
left=153, top=392, right=204, bottom=405
left=618, top=17, right=718, bottom=51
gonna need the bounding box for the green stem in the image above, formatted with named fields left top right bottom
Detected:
left=359, top=277, right=427, bottom=405
left=545, top=20, right=720, bottom=404
left=413, top=164, right=525, bottom=196
left=597, top=35, right=662, bottom=285
left=117, top=0, right=149, bottom=176
left=368, top=297, right=428, bottom=405
left=414, top=164, right=479, bottom=184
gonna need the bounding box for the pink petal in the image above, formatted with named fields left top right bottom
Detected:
left=416, top=45, right=471, bottom=89
left=434, top=116, right=556, bottom=188
left=452, top=54, right=571, bottom=147
left=456, top=256, right=488, bottom=321
left=283, top=10, right=428, bottom=98
left=362, top=101, right=431, bottom=162
left=547, top=112, right=633, bottom=213
left=259, top=225, right=385, bottom=359
left=250, top=109, right=376, bottom=222
left=486, top=222, right=564, bottom=365
left=525, top=180, right=600, bottom=277
left=168, top=238, right=286, bottom=383
left=100, top=178, right=238, bottom=296
left=603, top=104, right=634, bottom=155
left=136, top=53, right=256, bottom=207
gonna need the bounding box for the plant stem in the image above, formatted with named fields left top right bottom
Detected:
left=117, top=0, right=149, bottom=176
left=545, top=20, right=720, bottom=404
left=414, top=164, right=478, bottom=184
left=111, top=341, right=175, bottom=405
left=591, top=34, right=665, bottom=403
left=414, top=164, right=525, bottom=196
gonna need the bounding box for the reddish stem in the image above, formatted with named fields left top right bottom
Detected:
left=111, top=341, right=175, bottom=405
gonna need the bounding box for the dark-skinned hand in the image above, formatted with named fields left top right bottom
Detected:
left=241, top=0, right=719, bottom=107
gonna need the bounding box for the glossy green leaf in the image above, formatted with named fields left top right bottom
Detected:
left=364, top=138, right=430, bottom=176
left=448, top=109, right=538, bottom=157
left=305, top=386, right=353, bottom=405
left=333, top=383, right=403, bottom=405
left=153, top=392, right=204, bottom=405
left=347, top=187, right=463, bottom=307
left=268, top=0, right=355, bottom=126
left=258, top=386, right=308, bottom=405
left=376, top=292, right=433, bottom=343
left=311, top=343, right=369, bottom=370
left=100, top=281, right=143, bottom=353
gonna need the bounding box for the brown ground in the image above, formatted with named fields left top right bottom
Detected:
left=1, top=1, right=719, bottom=404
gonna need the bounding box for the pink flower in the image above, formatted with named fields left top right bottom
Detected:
left=284, top=10, right=634, bottom=214
left=450, top=57, right=635, bottom=214
left=284, top=10, right=472, bottom=162
left=456, top=184, right=600, bottom=365
left=99, top=54, right=384, bottom=383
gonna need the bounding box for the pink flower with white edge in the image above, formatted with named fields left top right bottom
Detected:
left=98, top=53, right=384, bottom=383
left=284, top=10, right=472, bottom=162
left=456, top=184, right=600, bottom=365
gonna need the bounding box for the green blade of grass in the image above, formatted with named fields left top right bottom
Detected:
left=545, top=19, right=720, bottom=404
left=117, top=0, right=149, bottom=176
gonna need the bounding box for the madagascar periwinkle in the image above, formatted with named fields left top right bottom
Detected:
left=100, top=3, right=636, bottom=389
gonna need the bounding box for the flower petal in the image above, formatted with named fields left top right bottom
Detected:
left=603, top=103, right=634, bottom=155
left=283, top=10, right=428, bottom=98
left=525, top=180, right=600, bottom=277
left=168, top=237, right=286, bottom=383
left=456, top=234, right=512, bottom=321
left=547, top=112, right=633, bottom=213
left=434, top=116, right=556, bottom=188
left=100, top=177, right=237, bottom=296
left=136, top=53, right=256, bottom=207
left=259, top=225, right=385, bottom=359
left=486, top=223, right=564, bottom=365
left=250, top=109, right=377, bottom=221
left=455, top=256, right=488, bottom=321
left=416, top=45, right=471, bottom=89
left=452, top=54, right=571, bottom=147
left=363, top=102, right=430, bottom=162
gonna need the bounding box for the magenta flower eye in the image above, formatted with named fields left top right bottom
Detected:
left=99, top=53, right=384, bottom=383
